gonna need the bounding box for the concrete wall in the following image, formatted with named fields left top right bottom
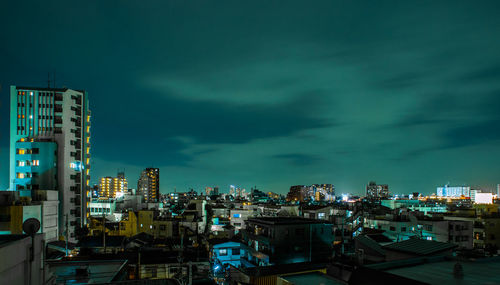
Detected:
left=0, top=234, right=46, bottom=285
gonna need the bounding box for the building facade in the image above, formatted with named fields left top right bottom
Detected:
left=286, top=184, right=335, bottom=202
left=436, top=185, right=470, bottom=197
left=137, top=168, right=159, bottom=203
left=241, top=217, right=334, bottom=266
left=10, top=86, right=91, bottom=241
left=99, top=172, right=128, bottom=198
left=366, top=181, right=389, bottom=199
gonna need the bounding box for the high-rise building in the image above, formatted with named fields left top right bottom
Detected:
left=286, top=184, right=335, bottom=202
left=99, top=172, right=128, bottom=198
left=137, top=168, right=159, bottom=202
left=9, top=86, right=91, bottom=241
left=366, top=181, right=389, bottom=199
left=436, top=185, right=470, bottom=198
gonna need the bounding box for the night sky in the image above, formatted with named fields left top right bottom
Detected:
left=1, top=1, right=500, bottom=195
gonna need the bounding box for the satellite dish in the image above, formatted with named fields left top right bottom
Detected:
left=23, top=218, right=41, bottom=236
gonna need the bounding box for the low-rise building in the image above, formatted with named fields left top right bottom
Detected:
left=241, top=217, right=334, bottom=266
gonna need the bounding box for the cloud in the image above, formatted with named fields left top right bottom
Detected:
left=272, top=153, right=320, bottom=166
left=459, top=64, right=500, bottom=82
left=93, top=85, right=332, bottom=167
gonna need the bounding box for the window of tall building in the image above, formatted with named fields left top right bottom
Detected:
left=16, top=173, right=25, bottom=178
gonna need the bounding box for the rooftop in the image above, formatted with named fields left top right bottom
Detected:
left=246, top=217, right=330, bottom=225
left=16, top=86, right=85, bottom=93
left=47, top=259, right=127, bottom=284
left=386, top=257, right=500, bottom=285
left=383, top=238, right=457, bottom=256
left=0, top=234, right=29, bottom=248
left=279, top=272, right=343, bottom=285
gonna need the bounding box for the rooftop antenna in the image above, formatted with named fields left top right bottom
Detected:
left=53, top=70, right=56, bottom=88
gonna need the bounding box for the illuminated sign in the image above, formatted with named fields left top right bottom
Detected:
left=70, top=161, right=84, bottom=171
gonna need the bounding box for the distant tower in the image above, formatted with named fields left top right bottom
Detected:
left=137, top=168, right=159, bottom=202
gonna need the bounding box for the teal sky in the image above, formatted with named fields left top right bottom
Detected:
left=1, top=1, right=500, bottom=195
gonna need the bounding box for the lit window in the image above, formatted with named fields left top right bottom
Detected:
left=32, top=160, right=39, bottom=166
left=18, top=149, right=25, bottom=155
left=219, top=249, right=227, bottom=256
left=17, top=173, right=25, bottom=178
left=18, top=161, right=25, bottom=167
left=29, top=115, right=33, bottom=119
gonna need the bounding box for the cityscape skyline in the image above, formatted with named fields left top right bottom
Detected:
left=2, top=2, right=500, bottom=284
left=2, top=1, right=500, bottom=195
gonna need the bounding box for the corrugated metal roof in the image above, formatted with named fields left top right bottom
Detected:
left=383, top=238, right=456, bottom=255
left=355, top=235, right=385, bottom=255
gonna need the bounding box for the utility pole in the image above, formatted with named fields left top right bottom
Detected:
left=102, top=211, right=106, bottom=253
left=341, top=215, right=345, bottom=255
left=188, top=261, right=192, bottom=285
left=309, top=224, right=312, bottom=262
left=65, top=214, right=69, bottom=256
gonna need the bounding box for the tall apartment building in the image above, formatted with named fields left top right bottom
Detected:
left=366, top=181, right=389, bottom=199
left=99, top=172, right=128, bottom=198
left=9, top=86, right=91, bottom=241
left=137, top=168, right=159, bottom=202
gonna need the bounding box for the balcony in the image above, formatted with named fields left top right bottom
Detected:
left=70, top=173, right=81, bottom=181
left=71, top=106, right=82, bottom=116
left=71, top=151, right=82, bottom=159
